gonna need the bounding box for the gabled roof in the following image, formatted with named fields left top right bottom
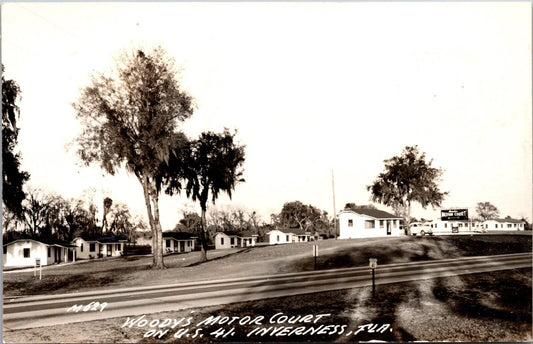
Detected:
left=76, top=234, right=129, bottom=243
left=269, top=228, right=310, bottom=236
left=340, top=209, right=401, bottom=219
left=215, top=231, right=241, bottom=237
left=3, top=238, right=76, bottom=248
left=162, top=232, right=197, bottom=240
left=240, top=231, right=258, bottom=238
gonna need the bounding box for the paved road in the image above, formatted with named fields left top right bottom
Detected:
left=3, top=252, right=531, bottom=330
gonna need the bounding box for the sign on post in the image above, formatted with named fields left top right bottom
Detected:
left=441, top=209, right=468, bottom=221
left=313, top=245, right=318, bottom=270
left=34, top=258, right=42, bottom=280
left=369, top=258, right=377, bottom=297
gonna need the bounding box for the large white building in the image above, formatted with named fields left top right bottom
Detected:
left=338, top=209, right=403, bottom=239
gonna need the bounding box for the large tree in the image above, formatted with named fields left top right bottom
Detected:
left=73, top=47, right=194, bottom=268
left=2, top=66, right=30, bottom=218
left=475, top=202, right=499, bottom=221
left=279, top=201, right=322, bottom=232
left=367, top=145, right=447, bottom=235
left=168, top=129, right=245, bottom=262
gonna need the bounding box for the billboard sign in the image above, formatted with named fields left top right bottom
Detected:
left=441, top=209, right=468, bottom=221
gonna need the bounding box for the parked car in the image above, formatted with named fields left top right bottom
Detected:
left=410, top=223, right=433, bottom=236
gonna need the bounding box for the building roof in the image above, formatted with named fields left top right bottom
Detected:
left=215, top=231, right=241, bottom=237
left=340, top=209, right=401, bottom=219
left=162, top=232, right=197, bottom=240
left=270, top=228, right=311, bottom=236
left=489, top=218, right=525, bottom=224
left=3, top=238, right=77, bottom=248
left=77, top=234, right=129, bottom=243
left=240, top=231, right=259, bottom=238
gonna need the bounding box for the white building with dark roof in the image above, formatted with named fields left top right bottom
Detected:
left=338, top=209, right=403, bottom=239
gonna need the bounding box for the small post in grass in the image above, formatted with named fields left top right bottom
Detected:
left=34, top=258, right=42, bottom=280
left=369, top=258, right=377, bottom=298
left=313, top=245, right=318, bottom=270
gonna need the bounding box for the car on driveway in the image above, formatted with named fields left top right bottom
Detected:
left=410, top=222, right=433, bottom=236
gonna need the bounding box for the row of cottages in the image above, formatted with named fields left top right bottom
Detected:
left=266, top=228, right=311, bottom=245
left=425, top=218, right=526, bottom=232
left=481, top=218, right=526, bottom=231
left=214, top=231, right=258, bottom=250
left=163, top=232, right=196, bottom=253
left=338, top=209, right=403, bottom=239
left=72, top=234, right=129, bottom=259
left=3, top=238, right=77, bottom=268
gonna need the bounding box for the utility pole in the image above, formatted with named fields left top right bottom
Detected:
left=331, top=169, right=337, bottom=239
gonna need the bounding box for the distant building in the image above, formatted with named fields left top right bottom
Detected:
left=162, top=232, right=196, bottom=253
left=338, top=209, right=402, bottom=239
left=214, top=231, right=258, bottom=249
left=72, top=234, right=129, bottom=259
left=265, top=228, right=311, bottom=245
left=483, top=218, right=526, bottom=231
left=3, top=238, right=76, bottom=268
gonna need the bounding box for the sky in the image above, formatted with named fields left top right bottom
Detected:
left=2, top=2, right=531, bottom=230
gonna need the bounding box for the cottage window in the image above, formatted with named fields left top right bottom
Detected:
left=277, top=235, right=280, bottom=242
left=514, top=223, right=517, bottom=227
left=230, top=237, right=235, bottom=245
left=444, top=223, right=447, bottom=228
left=348, top=219, right=353, bottom=227
left=379, top=220, right=384, bottom=228
left=81, top=243, right=84, bottom=252
left=221, top=237, right=224, bottom=245
left=187, top=241, right=191, bottom=247
left=116, top=244, right=120, bottom=251
left=364, top=220, right=374, bottom=229
left=166, top=240, right=171, bottom=248
left=23, top=248, right=30, bottom=258
left=90, top=243, right=95, bottom=252
left=48, top=247, right=51, bottom=257
left=3, top=246, right=7, bottom=254
left=286, top=235, right=289, bottom=241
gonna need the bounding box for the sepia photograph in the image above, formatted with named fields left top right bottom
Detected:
left=2, top=1, right=532, bottom=343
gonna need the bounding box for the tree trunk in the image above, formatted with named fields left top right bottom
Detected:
left=140, top=175, right=165, bottom=269
left=405, top=201, right=412, bottom=236
left=199, top=205, right=209, bottom=262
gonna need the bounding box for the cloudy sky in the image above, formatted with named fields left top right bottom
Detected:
left=2, top=2, right=531, bottom=229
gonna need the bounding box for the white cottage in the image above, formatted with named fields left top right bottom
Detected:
left=214, top=231, right=259, bottom=249
left=3, top=239, right=76, bottom=268
left=338, top=209, right=402, bottom=239
left=72, top=234, right=128, bottom=259
left=162, top=232, right=196, bottom=253
left=266, top=228, right=311, bottom=245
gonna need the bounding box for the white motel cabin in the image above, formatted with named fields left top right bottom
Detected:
left=72, top=234, right=129, bottom=259
left=266, top=228, right=311, bottom=245
left=162, top=232, right=196, bottom=253
left=215, top=231, right=258, bottom=250
left=338, top=209, right=403, bottom=239
left=3, top=238, right=77, bottom=268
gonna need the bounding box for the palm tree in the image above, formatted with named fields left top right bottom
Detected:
left=168, top=129, right=245, bottom=262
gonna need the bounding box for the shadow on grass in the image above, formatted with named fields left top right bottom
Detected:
left=183, top=248, right=253, bottom=268
left=432, top=269, right=532, bottom=323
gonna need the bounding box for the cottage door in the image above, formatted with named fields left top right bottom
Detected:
left=387, top=221, right=392, bottom=235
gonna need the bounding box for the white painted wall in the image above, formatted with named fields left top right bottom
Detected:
left=338, top=211, right=401, bottom=239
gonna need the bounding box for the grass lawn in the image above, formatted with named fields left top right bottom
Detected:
left=3, top=233, right=531, bottom=297
left=4, top=268, right=531, bottom=343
